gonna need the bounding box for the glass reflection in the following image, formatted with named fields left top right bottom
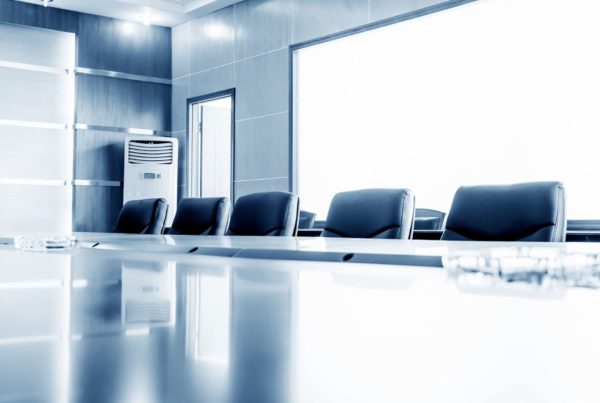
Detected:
left=0, top=250, right=301, bottom=403
left=0, top=251, right=71, bottom=401
left=184, top=271, right=230, bottom=365
left=121, top=260, right=176, bottom=332
left=229, top=267, right=297, bottom=403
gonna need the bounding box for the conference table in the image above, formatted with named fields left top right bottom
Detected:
left=1, top=233, right=600, bottom=402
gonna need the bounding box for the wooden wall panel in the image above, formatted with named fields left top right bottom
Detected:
left=0, top=0, right=78, bottom=33
left=74, top=130, right=124, bottom=181
left=76, top=75, right=171, bottom=131
left=73, top=186, right=123, bottom=233
left=77, top=13, right=171, bottom=78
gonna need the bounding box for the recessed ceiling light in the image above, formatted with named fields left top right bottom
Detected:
left=122, top=22, right=135, bottom=35
left=40, top=0, right=54, bottom=7
left=139, top=15, right=153, bottom=26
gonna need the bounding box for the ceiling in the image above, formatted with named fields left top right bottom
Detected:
left=15, top=0, right=244, bottom=27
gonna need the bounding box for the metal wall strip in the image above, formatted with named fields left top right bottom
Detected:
left=0, top=179, right=69, bottom=186
left=75, top=123, right=171, bottom=136
left=0, top=179, right=122, bottom=187
left=0, top=60, right=70, bottom=75
left=76, top=67, right=172, bottom=85
left=0, top=119, right=70, bottom=130
left=72, top=180, right=122, bottom=187
left=0, top=120, right=169, bottom=137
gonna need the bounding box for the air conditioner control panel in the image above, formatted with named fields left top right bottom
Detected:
left=140, top=173, right=163, bottom=180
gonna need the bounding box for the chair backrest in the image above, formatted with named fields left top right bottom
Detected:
left=226, top=191, right=299, bottom=236
left=167, top=197, right=231, bottom=235
left=322, top=189, right=415, bottom=239
left=442, top=181, right=566, bottom=242
left=298, top=210, right=317, bottom=229
left=414, top=208, right=446, bottom=231
left=113, top=198, right=168, bottom=235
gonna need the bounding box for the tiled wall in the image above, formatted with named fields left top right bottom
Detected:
left=172, top=0, right=449, bottom=200
left=0, top=0, right=172, bottom=232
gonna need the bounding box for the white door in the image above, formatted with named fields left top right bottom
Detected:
left=188, top=95, right=233, bottom=199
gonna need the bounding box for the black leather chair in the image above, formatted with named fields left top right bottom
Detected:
left=226, top=191, right=299, bottom=236
left=321, top=189, right=415, bottom=239
left=113, top=198, right=168, bottom=235
left=166, top=197, right=231, bottom=235
left=414, top=208, right=446, bottom=230
left=298, top=210, right=317, bottom=229
left=442, top=182, right=566, bottom=242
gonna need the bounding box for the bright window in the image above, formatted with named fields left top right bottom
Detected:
left=295, top=0, right=600, bottom=219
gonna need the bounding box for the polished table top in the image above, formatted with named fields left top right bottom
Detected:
left=74, top=231, right=600, bottom=255
left=1, top=236, right=600, bottom=402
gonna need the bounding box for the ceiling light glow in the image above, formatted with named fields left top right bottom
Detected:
left=205, top=22, right=231, bottom=40
left=139, top=15, right=153, bottom=26
left=121, top=22, right=135, bottom=35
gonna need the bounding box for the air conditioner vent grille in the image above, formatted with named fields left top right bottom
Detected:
left=125, top=300, right=171, bottom=323
left=128, top=140, right=173, bottom=164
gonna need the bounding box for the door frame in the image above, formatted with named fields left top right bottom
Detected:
left=186, top=88, right=236, bottom=200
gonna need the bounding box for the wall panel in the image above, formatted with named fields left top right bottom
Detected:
left=77, top=13, right=171, bottom=78
left=189, top=64, right=234, bottom=99
left=0, top=67, right=74, bottom=123
left=0, top=0, right=78, bottom=33
left=74, top=130, right=125, bottom=181
left=73, top=185, right=123, bottom=233
left=0, top=126, right=71, bottom=180
left=76, top=75, right=171, bottom=131
left=291, top=0, right=368, bottom=44
left=171, top=77, right=189, bottom=133
left=172, top=22, right=191, bottom=79
left=235, top=0, right=291, bottom=59
left=234, top=49, right=288, bottom=120
left=235, top=113, right=289, bottom=181
left=0, top=185, right=72, bottom=234
left=189, top=6, right=235, bottom=73
left=0, top=22, right=76, bottom=67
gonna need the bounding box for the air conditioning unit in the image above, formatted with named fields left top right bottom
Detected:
left=124, top=135, right=178, bottom=226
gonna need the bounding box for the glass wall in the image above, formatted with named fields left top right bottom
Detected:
left=295, top=0, right=600, bottom=219
left=0, top=23, right=76, bottom=234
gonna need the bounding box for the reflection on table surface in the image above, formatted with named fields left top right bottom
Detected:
left=0, top=246, right=600, bottom=403
left=76, top=231, right=600, bottom=256
left=3, top=232, right=600, bottom=259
